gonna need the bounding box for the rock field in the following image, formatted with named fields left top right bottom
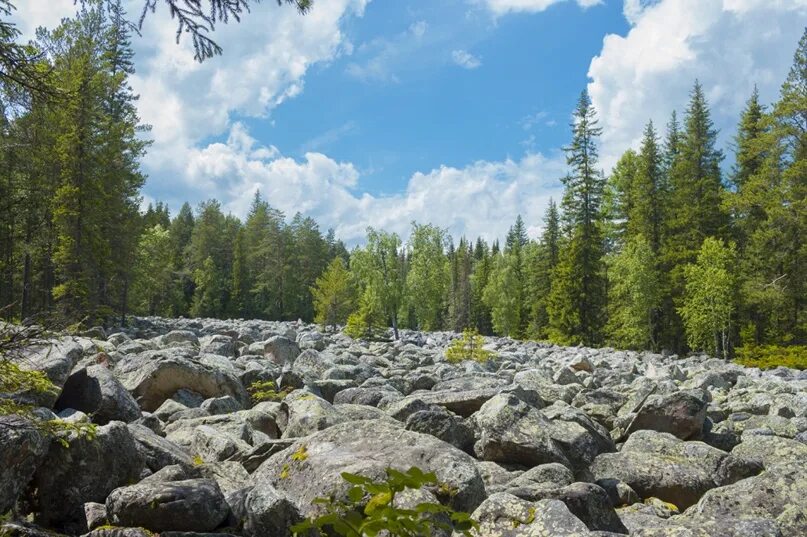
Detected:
left=2, top=316, right=806, bottom=536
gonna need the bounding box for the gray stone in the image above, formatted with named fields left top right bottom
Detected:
left=251, top=419, right=485, bottom=516
left=0, top=416, right=47, bottom=514
left=34, top=421, right=146, bottom=533
left=55, top=365, right=141, bottom=425
left=106, top=479, right=229, bottom=533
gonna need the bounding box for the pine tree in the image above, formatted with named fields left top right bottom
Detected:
left=549, top=90, right=607, bottom=345
left=525, top=199, right=560, bottom=338
left=470, top=238, right=493, bottom=335
left=630, top=120, right=664, bottom=253
left=505, top=215, right=528, bottom=252
left=448, top=237, right=473, bottom=331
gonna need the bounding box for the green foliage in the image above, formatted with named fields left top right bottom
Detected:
left=344, top=287, right=387, bottom=341
left=606, top=235, right=662, bottom=350
left=350, top=229, right=405, bottom=338
left=291, top=466, right=478, bottom=537
left=248, top=380, right=293, bottom=403
left=311, top=257, right=357, bottom=330
left=734, top=345, right=807, bottom=370
left=405, top=223, right=449, bottom=331
left=678, top=237, right=737, bottom=358
left=482, top=252, right=523, bottom=338
left=445, top=329, right=495, bottom=364
left=131, top=225, right=176, bottom=316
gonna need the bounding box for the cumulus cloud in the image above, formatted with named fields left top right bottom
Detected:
left=187, top=123, right=564, bottom=244
left=452, top=49, right=482, bottom=69
left=588, top=0, right=807, bottom=170
left=480, top=0, right=602, bottom=16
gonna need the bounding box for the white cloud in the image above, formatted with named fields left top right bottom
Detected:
left=452, top=49, right=482, bottom=69
left=188, top=124, right=564, bottom=244
left=481, top=0, right=602, bottom=16
left=588, top=0, right=807, bottom=170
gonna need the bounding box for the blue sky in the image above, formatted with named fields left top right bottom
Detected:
left=259, top=0, right=628, bottom=196
left=14, top=0, right=807, bottom=243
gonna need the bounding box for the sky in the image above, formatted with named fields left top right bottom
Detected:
left=12, top=0, right=807, bottom=244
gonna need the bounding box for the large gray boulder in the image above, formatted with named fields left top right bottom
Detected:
left=13, top=338, right=82, bottom=407
left=682, top=463, right=807, bottom=537
left=473, top=393, right=569, bottom=468
left=264, top=336, right=301, bottom=367
left=0, top=416, right=47, bottom=514
left=251, top=419, right=485, bottom=516
left=33, top=421, right=146, bottom=533
left=127, top=423, right=195, bottom=471
left=624, top=390, right=708, bottom=440
left=590, top=430, right=728, bottom=510
left=113, top=350, right=249, bottom=412
left=238, top=483, right=302, bottom=537
left=106, top=479, right=229, bottom=533
left=471, top=494, right=592, bottom=536
left=277, top=391, right=347, bottom=438
left=55, top=365, right=141, bottom=424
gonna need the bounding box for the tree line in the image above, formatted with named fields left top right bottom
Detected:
left=0, top=1, right=803, bottom=358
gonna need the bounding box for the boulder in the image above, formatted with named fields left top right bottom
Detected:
left=238, top=483, right=302, bottom=537
left=251, top=419, right=485, bottom=516
left=128, top=423, right=195, bottom=471
left=471, top=494, right=592, bottom=536
left=13, top=338, right=82, bottom=407
left=106, top=479, right=229, bottom=533
left=55, top=365, right=141, bottom=424
left=263, top=336, right=301, bottom=367
left=473, top=393, right=569, bottom=468
left=624, top=390, right=708, bottom=440
left=114, top=351, right=249, bottom=412
left=590, top=430, right=728, bottom=510
left=683, top=463, right=807, bottom=537
left=0, top=416, right=47, bottom=514
left=34, top=421, right=146, bottom=533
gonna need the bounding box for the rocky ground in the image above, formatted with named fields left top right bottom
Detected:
left=1, top=316, right=806, bottom=537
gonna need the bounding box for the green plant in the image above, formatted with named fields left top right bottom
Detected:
left=734, top=345, right=807, bottom=370
left=291, top=466, right=477, bottom=537
left=445, top=329, right=495, bottom=364
left=248, top=380, right=293, bottom=403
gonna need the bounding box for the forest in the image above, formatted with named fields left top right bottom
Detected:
left=0, top=1, right=805, bottom=360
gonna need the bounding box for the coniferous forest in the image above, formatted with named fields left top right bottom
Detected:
left=0, top=2, right=805, bottom=361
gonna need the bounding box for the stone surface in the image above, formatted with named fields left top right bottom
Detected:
left=0, top=416, right=47, bottom=514
left=55, top=365, right=141, bottom=424
left=106, top=479, right=229, bottom=533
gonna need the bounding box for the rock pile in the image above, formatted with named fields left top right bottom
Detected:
left=1, top=316, right=805, bottom=536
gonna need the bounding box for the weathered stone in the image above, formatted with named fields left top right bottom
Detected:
left=55, top=365, right=141, bottom=424
left=251, top=419, right=485, bottom=516
left=106, top=479, right=229, bottom=533
left=624, top=390, right=708, bottom=440
left=590, top=430, right=727, bottom=510
left=34, top=421, right=146, bottom=533
left=113, top=350, right=248, bottom=412
left=473, top=393, right=569, bottom=468
left=0, top=416, right=47, bottom=514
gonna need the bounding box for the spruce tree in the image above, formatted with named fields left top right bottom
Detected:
left=548, top=90, right=607, bottom=345
left=311, top=257, right=356, bottom=330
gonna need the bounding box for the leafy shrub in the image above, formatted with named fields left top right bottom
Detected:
left=734, top=345, right=807, bottom=370
left=248, top=380, right=293, bottom=403
left=445, top=329, right=495, bottom=364
left=291, top=466, right=478, bottom=537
